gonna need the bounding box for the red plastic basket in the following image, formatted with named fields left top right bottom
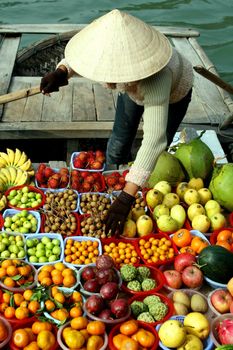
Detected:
left=134, top=232, right=179, bottom=267
left=229, top=212, right=233, bottom=227
left=5, top=185, right=46, bottom=211
left=128, top=292, right=174, bottom=327
left=121, top=264, right=166, bottom=296
left=108, top=320, right=159, bottom=350
left=40, top=212, right=80, bottom=236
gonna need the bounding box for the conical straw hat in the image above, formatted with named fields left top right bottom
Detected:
left=65, top=9, right=172, bottom=83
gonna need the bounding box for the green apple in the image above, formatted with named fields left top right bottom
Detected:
left=19, top=227, right=29, bottom=234
left=46, top=250, right=53, bottom=258
left=52, top=239, right=60, bottom=246
left=52, top=246, right=61, bottom=255
left=26, top=240, right=34, bottom=248
left=36, top=250, right=45, bottom=258
left=0, top=243, right=6, bottom=252
left=1, top=250, right=10, bottom=258
left=18, top=250, right=26, bottom=258
left=16, top=241, right=24, bottom=248
left=36, top=243, right=45, bottom=250
left=41, top=237, right=51, bottom=245
left=2, top=238, right=9, bottom=245
left=10, top=253, right=17, bottom=259
left=29, top=256, right=38, bottom=263
left=48, top=255, right=57, bottom=262
left=27, top=248, right=36, bottom=256
left=22, top=187, right=29, bottom=194
left=23, top=221, right=32, bottom=229
left=46, top=242, right=54, bottom=250
left=39, top=256, right=47, bottom=263
left=9, top=245, right=19, bottom=254
left=20, top=210, right=28, bottom=217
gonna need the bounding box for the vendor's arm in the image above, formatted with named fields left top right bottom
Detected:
left=125, top=68, right=172, bottom=192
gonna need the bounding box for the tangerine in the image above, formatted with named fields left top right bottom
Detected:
left=28, top=300, right=40, bottom=314
left=31, top=321, right=52, bottom=335
left=69, top=306, right=82, bottom=318
left=23, top=289, right=34, bottom=301
left=3, top=277, right=15, bottom=288
left=14, top=293, right=25, bottom=306
left=4, top=306, right=15, bottom=319
left=12, top=329, right=30, bottom=348
left=6, top=265, right=18, bottom=276
left=15, top=306, right=29, bottom=320
left=63, top=274, right=76, bottom=287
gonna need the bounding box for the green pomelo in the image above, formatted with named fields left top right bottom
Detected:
left=148, top=151, right=185, bottom=188
left=175, top=138, right=214, bottom=180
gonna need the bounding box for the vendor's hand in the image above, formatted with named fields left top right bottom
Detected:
left=105, top=191, right=135, bottom=236
left=40, top=68, right=68, bottom=94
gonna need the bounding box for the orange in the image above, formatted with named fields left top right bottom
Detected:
left=18, top=265, right=31, bottom=277
left=38, top=271, right=50, bottom=282
left=6, top=265, right=18, bottom=277
left=28, top=300, right=40, bottom=314
left=23, top=289, right=34, bottom=301
left=45, top=300, right=55, bottom=312
left=56, top=308, right=69, bottom=321
left=1, top=260, right=13, bottom=269
left=4, top=306, right=15, bottom=319
left=14, top=293, right=25, bottom=306
left=0, top=302, right=8, bottom=313
left=87, top=320, right=106, bottom=335
left=52, top=273, right=63, bottom=285
left=63, top=274, right=76, bottom=287
left=12, top=329, right=30, bottom=348
left=37, top=330, right=56, bottom=350
left=62, top=268, right=73, bottom=277
left=15, top=306, right=29, bottom=320
left=0, top=267, right=6, bottom=278
left=54, top=292, right=65, bottom=304
left=23, top=341, right=40, bottom=350
left=31, top=321, right=52, bottom=335
left=0, top=319, right=8, bottom=342
left=54, top=262, right=66, bottom=271
left=121, top=338, right=138, bottom=350
left=41, top=265, right=54, bottom=273
left=51, top=286, right=59, bottom=297
left=71, top=291, right=82, bottom=303
left=20, top=301, right=29, bottom=308
left=40, top=277, right=52, bottom=287
left=113, top=334, right=129, bottom=350
left=70, top=316, right=88, bottom=330
left=69, top=306, right=82, bottom=318
left=217, top=229, right=233, bottom=244
left=2, top=292, right=11, bottom=304
left=3, top=277, right=15, bottom=288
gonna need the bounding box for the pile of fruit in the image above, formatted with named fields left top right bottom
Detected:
left=0, top=143, right=232, bottom=349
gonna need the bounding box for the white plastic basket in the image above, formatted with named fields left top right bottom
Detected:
left=43, top=188, right=79, bottom=212
left=78, top=192, right=112, bottom=215
left=36, top=263, right=79, bottom=289
left=0, top=231, right=26, bottom=260
left=2, top=208, right=41, bottom=235
left=25, top=233, right=64, bottom=266
left=63, top=235, right=102, bottom=268
left=207, top=288, right=230, bottom=316
left=35, top=167, right=70, bottom=191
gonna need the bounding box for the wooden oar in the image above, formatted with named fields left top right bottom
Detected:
left=0, top=85, right=41, bottom=105
left=194, top=65, right=233, bottom=129
left=194, top=65, right=233, bottom=95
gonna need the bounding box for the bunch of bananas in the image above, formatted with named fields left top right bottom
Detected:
left=0, top=148, right=34, bottom=176
left=0, top=193, right=7, bottom=211
left=0, top=166, right=29, bottom=192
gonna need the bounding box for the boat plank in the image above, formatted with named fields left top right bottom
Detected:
left=2, top=79, right=29, bottom=122
left=93, top=84, right=116, bottom=121
left=72, top=80, right=96, bottom=121
left=0, top=24, right=200, bottom=37
left=41, top=84, right=73, bottom=122
left=0, top=35, right=21, bottom=117
left=171, top=37, right=229, bottom=124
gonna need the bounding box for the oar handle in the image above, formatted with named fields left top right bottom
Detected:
left=0, top=85, right=41, bottom=105
left=193, top=65, right=233, bottom=95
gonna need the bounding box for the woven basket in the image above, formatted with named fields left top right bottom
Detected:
left=13, top=30, right=80, bottom=76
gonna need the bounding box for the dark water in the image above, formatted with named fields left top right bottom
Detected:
left=1, top=0, right=233, bottom=85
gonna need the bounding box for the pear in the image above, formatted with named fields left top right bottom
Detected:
left=191, top=214, right=210, bottom=233
left=184, top=189, right=200, bottom=206
left=176, top=182, right=189, bottom=201
left=131, top=207, right=146, bottom=222
left=136, top=215, right=153, bottom=237
left=157, top=214, right=179, bottom=233
left=205, top=199, right=221, bottom=218
left=146, top=189, right=163, bottom=209
left=153, top=181, right=172, bottom=195
left=162, top=193, right=180, bottom=209
left=188, top=177, right=205, bottom=191
left=198, top=188, right=212, bottom=205
left=122, top=219, right=137, bottom=238
left=187, top=203, right=205, bottom=221
left=210, top=212, right=227, bottom=231
left=190, top=294, right=208, bottom=313
left=170, top=204, right=186, bottom=229
left=153, top=204, right=170, bottom=220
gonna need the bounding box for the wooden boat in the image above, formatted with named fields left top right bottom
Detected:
left=0, top=24, right=232, bottom=161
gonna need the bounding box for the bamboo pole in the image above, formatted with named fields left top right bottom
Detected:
left=0, top=85, right=41, bottom=105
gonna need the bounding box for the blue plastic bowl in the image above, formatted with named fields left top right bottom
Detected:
left=204, top=275, right=227, bottom=289
left=156, top=315, right=213, bottom=350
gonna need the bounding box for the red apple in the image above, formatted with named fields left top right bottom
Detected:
left=181, top=265, right=203, bottom=288
left=174, top=253, right=196, bottom=273
left=230, top=300, right=233, bottom=313
left=163, top=269, right=182, bottom=289
left=211, top=289, right=233, bottom=313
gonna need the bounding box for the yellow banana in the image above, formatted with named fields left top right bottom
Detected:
left=16, top=152, right=27, bottom=167
left=20, top=158, right=32, bottom=171
left=8, top=166, right=17, bottom=184
left=0, top=170, right=9, bottom=184
left=14, top=168, right=24, bottom=184
left=0, top=158, right=7, bottom=168
left=0, top=152, right=10, bottom=166
left=6, top=148, right=15, bottom=165
left=27, top=168, right=35, bottom=177
left=0, top=195, right=7, bottom=211
left=0, top=167, right=11, bottom=184
left=16, top=171, right=28, bottom=186
left=14, top=148, right=22, bottom=166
